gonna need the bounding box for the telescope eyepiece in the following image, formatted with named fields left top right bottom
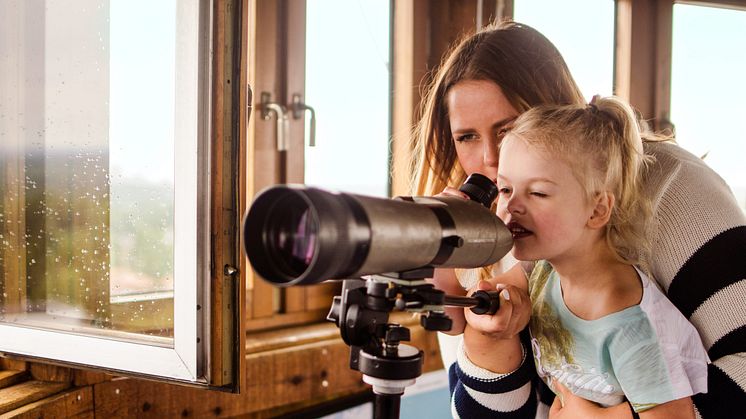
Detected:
left=458, top=173, right=498, bottom=208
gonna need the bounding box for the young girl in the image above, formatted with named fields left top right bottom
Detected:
left=453, top=96, right=709, bottom=417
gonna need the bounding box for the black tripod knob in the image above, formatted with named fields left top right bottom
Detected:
left=470, top=290, right=501, bottom=315
left=420, top=312, right=453, bottom=331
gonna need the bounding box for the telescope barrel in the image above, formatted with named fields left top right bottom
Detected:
left=243, top=185, right=513, bottom=286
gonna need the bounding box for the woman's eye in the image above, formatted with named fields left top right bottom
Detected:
left=454, top=133, right=478, bottom=143
left=498, top=187, right=511, bottom=195
left=530, top=191, right=547, bottom=197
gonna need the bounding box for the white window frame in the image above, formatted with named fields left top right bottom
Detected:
left=0, top=0, right=214, bottom=385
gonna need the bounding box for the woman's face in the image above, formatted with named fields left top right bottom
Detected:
left=447, top=80, right=520, bottom=184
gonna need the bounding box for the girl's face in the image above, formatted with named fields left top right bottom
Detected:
left=496, top=137, right=596, bottom=263
left=447, top=80, right=520, bottom=184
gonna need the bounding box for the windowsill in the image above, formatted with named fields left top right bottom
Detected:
left=245, top=312, right=426, bottom=354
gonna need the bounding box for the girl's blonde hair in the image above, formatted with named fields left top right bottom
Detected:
left=505, top=96, right=655, bottom=266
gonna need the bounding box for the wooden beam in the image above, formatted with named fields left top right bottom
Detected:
left=614, top=0, right=673, bottom=130
left=246, top=0, right=281, bottom=321
left=0, top=381, right=70, bottom=415
left=0, top=387, right=93, bottom=419
left=0, top=371, right=28, bottom=389
left=391, top=0, right=430, bottom=196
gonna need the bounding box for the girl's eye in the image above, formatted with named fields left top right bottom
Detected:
left=530, top=191, right=547, bottom=197
left=498, top=187, right=511, bottom=195
left=454, top=133, right=478, bottom=143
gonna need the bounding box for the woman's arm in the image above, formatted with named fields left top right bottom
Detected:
left=638, top=397, right=695, bottom=419
left=462, top=263, right=530, bottom=372
left=449, top=264, right=539, bottom=418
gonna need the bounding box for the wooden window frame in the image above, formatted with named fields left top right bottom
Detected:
left=244, top=0, right=342, bottom=334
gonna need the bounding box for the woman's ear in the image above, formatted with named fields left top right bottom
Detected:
left=587, top=192, right=614, bottom=229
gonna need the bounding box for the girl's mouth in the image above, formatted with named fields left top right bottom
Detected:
left=507, top=221, right=533, bottom=239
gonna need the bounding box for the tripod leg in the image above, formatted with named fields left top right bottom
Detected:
left=373, top=392, right=401, bottom=419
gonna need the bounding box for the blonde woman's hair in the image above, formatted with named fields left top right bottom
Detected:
left=409, top=21, right=585, bottom=198
left=505, top=96, right=656, bottom=266
left=407, top=21, right=585, bottom=281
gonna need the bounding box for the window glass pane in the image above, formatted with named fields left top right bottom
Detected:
left=0, top=0, right=198, bottom=344
left=514, top=0, right=614, bottom=101
left=304, top=0, right=391, bottom=197
left=671, top=4, right=746, bottom=213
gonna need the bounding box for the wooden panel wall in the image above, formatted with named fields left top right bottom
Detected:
left=615, top=0, right=674, bottom=131
left=0, top=318, right=441, bottom=418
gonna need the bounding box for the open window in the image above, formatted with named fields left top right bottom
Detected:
left=245, top=0, right=391, bottom=332
left=0, top=0, right=243, bottom=389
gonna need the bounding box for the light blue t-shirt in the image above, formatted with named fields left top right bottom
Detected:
left=528, top=261, right=709, bottom=412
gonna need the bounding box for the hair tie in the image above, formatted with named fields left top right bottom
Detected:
left=588, top=94, right=602, bottom=114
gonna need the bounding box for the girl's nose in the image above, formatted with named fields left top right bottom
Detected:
left=506, top=194, right=525, bottom=215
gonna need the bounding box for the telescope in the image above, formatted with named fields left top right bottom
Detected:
left=243, top=174, right=513, bottom=286
left=242, top=174, right=514, bottom=419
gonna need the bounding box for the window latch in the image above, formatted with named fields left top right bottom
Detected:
left=260, top=92, right=289, bottom=151
left=290, top=94, right=316, bottom=147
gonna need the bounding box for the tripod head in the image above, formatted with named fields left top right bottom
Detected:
left=326, top=269, right=501, bottom=418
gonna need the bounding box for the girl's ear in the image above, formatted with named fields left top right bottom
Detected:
left=587, top=191, right=614, bottom=229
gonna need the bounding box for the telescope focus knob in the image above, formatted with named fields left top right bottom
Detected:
left=459, top=173, right=498, bottom=208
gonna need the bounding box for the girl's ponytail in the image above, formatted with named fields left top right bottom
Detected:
left=591, top=96, right=653, bottom=266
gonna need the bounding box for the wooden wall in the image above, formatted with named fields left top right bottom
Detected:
left=0, top=317, right=441, bottom=418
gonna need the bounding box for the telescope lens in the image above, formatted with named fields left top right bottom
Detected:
left=265, top=197, right=319, bottom=278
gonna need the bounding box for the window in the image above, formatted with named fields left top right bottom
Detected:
left=246, top=1, right=391, bottom=331
left=0, top=0, right=241, bottom=388
left=671, top=3, right=746, bottom=212
left=304, top=0, right=391, bottom=197
left=514, top=0, right=615, bottom=101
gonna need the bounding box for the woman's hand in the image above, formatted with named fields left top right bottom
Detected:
left=549, top=381, right=638, bottom=419
left=549, top=381, right=605, bottom=418
left=464, top=279, right=530, bottom=340
left=461, top=276, right=531, bottom=373
left=436, top=186, right=470, bottom=200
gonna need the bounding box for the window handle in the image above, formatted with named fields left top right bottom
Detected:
left=290, top=94, right=316, bottom=147
left=260, top=92, right=289, bottom=151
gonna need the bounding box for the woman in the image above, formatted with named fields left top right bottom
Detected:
left=411, top=21, right=746, bottom=418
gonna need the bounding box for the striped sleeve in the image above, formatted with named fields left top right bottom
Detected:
left=643, top=141, right=746, bottom=419
left=449, top=331, right=550, bottom=418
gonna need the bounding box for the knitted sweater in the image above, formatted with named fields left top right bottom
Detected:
left=449, top=141, right=746, bottom=419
